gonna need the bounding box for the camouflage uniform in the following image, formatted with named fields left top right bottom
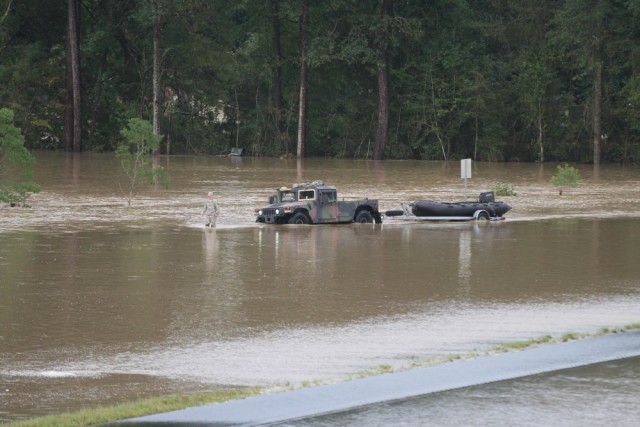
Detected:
left=202, top=193, right=220, bottom=227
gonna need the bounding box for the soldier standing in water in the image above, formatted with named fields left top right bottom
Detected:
left=202, top=191, right=220, bottom=227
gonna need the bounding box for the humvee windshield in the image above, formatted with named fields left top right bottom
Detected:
left=281, top=191, right=295, bottom=201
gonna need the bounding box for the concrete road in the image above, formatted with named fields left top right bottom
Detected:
left=117, top=330, right=640, bottom=426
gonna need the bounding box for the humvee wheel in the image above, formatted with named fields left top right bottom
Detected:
left=355, top=210, right=374, bottom=223
left=289, top=212, right=310, bottom=224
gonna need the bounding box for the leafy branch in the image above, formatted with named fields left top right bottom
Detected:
left=116, top=118, right=168, bottom=206
left=0, top=108, right=40, bottom=207
left=550, top=164, right=579, bottom=195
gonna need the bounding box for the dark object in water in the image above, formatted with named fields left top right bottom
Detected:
left=229, top=147, right=244, bottom=156
left=411, top=191, right=511, bottom=219
left=384, top=191, right=511, bottom=222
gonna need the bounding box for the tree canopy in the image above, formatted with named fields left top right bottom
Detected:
left=1, top=0, right=640, bottom=163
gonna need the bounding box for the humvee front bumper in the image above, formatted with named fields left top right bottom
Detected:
left=256, top=208, right=286, bottom=224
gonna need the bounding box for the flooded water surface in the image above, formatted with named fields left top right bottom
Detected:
left=1, top=153, right=640, bottom=422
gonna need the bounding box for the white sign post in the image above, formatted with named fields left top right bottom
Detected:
left=461, top=158, right=472, bottom=200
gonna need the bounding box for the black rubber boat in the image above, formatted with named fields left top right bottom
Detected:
left=385, top=191, right=512, bottom=221
left=411, top=199, right=511, bottom=219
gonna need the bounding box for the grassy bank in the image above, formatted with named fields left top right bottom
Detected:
left=5, top=388, right=261, bottom=427
left=7, top=323, right=640, bottom=427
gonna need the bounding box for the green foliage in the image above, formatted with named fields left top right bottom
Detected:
left=6, top=388, right=261, bottom=427
left=497, top=335, right=553, bottom=351
left=561, top=332, right=580, bottom=342
left=1, top=1, right=640, bottom=161
left=492, top=182, right=516, bottom=197
left=624, top=323, right=640, bottom=331
left=550, top=164, right=580, bottom=195
left=514, top=51, right=554, bottom=162
left=0, top=108, right=40, bottom=207
left=116, top=118, right=168, bottom=206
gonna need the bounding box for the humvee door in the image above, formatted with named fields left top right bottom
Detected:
left=316, top=189, right=350, bottom=223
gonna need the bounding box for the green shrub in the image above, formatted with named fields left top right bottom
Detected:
left=116, top=118, right=168, bottom=206
left=550, top=164, right=579, bottom=195
left=492, top=182, right=516, bottom=196
left=0, top=108, right=40, bottom=207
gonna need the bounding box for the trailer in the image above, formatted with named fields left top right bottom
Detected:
left=385, top=192, right=511, bottom=221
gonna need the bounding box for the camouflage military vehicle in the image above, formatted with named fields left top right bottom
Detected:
left=256, top=180, right=382, bottom=224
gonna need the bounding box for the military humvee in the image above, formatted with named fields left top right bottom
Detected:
left=256, top=180, right=382, bottom=224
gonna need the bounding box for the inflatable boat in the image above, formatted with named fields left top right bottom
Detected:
left=385, top=191, right=512, bottom=221
left=411, top=199, right=511, bottom=219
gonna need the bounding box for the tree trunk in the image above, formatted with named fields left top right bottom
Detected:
left=373, top=0, right=393, bottom=161
left=66, top=0, right=82, bottom=152
left=88, top=52, right=107, bottom=152
left=474, top=104, right=479, bottom=161
left=151, top=20, right=162, bottom=155
left=592, top=60, right=602, bottom=165
left=374, top=48, right=390, bottom=160
left=271, top=0, right=284, bottom=153
left=590, top=0, right=604, bottom=166
left=537, top=97, right=544, bottom=162
left=296, top=0, right=309, bottom=159
left=166, top=109, right=172, bottom=156
left=153, top=22, right=161, bottom=138
left=64, top=34, right=73, bottom=152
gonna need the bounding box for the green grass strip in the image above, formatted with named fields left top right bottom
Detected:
left=5, top=388, right=261, bottom=427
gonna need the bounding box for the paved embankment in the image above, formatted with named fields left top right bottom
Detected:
left=118, top=330, right=640, bottom=426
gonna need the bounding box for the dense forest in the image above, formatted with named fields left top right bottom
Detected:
left=1, top=0, right=640, bottom=163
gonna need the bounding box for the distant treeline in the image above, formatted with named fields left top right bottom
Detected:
left=1, top=0, right=639, bottom=163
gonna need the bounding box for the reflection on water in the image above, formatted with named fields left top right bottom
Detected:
left=457, top=230, right=472, bottom=292
left=203, top=229, right=220, bottom=275
left=1, top=153, right=640, bottom=421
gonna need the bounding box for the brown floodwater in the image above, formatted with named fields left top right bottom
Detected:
left=1, top=152, right=640, bottom=422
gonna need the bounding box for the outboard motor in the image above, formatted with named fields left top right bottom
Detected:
left=479, top=191, right=495, bottom=203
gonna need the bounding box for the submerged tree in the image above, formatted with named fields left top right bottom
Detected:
left=550, top=163, right=580, bottom=195
left=296, top=0, right=309, bottom=158
left=373, top=0, right=393, bottom=160
left=116, top=118, right=168, bottom=206
left=64, top=0, right=82, bottom=152
left=0, top=108, right=40, bottom=206
left=551, top=0, right=613, bottom=165
left=515, top=52, right=553, bottom=163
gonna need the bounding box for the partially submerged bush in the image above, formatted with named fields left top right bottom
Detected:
left=492, top=182, right=516, bottom=196
left=550, top=163, right=579, bottom=195
left=0, top=183, right=40, bottom=207
left=116, top=118, right=168, bottom=206
left=0, top=108, right=40, bottom=207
